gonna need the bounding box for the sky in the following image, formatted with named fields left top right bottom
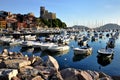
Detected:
left=1, top=0, right=120, bottom=28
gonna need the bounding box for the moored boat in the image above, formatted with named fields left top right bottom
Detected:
left=74, top=46, right=92, bottom=55
left=91, top=36, right=98, bottom=41
left=40, top=43, right=56, bottom=51
left=113, top=31, right=119, bottom=39
left=48, top=45, right=69, bottom=52
left=107, top=37, right=115, bottom=48
left=97, top=48, right=114, bottom=57
left=20, top=41, right=33, bottom=48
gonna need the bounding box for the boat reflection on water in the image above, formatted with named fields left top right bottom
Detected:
left=32, top=47, right=41, bottom=53
left=97, top=54, right=114, bottom=67
left=20, top=47, right=34, bottom=53
left=40, top=49, right=69, bottom=57
left=73, top=54, right=91, bottom=62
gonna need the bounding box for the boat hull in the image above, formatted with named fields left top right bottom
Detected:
left=97, top=48, right=114, bottom=57
left=74, top=47, right=92, bottom=55
left=48, top=45, right=69, bottom=52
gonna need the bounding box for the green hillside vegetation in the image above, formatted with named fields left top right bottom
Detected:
left=36, top=18, right=67, bottom=28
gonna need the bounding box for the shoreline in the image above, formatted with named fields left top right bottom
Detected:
left=0, top=48, right=117, bottom=80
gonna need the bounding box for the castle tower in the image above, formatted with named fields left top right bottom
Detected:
left=40, top=6, right=56, bottom=19
left=40, top=6, right=45, bottom=18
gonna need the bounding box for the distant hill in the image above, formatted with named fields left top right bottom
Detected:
left=96, top=23, right=120, bottom=30
left=72, top=25, right=90, bottom=30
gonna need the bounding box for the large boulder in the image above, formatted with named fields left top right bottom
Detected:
left=3, top=59, right=31, bottom=69
left=48, top=71, right=63, bottom=80
left=19, top=66, right=34, bottom=74
left=29, top=56, right=37, bottom=64
left=61, top=68, right=93, bottom=80
left=9, top=52, right=24, bottom=59
left=32, top=56, right=43, bottom=66
left=1, top=49, right=9, bottom=56
left=61, top=68, right=81, bottom=80
left=61, top=68, right=113, bottom=80
left=31, top=76, right=44, bottom=80
left=0, top=56, right=9, bottom=61
left=86, top=70, right=99, bottom=79
left=77, top=70, right=93, bottom=80
left=0, top=51, right=25, bottom=61
left=0, top=69, right=18, bottom=80
left=11, top=76, right=21, bottom=80
left=46, top=55, right=59, bottom=71
left=18, top=67, right=41, bottom=80
left=0, top=49, right=9, bottom=60
left=18, top=68, right=39, bottom=78
left=34, top=65, right=57, bottom=79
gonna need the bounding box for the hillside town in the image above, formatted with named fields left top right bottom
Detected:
left=0, top=11, right=37, bottom=30
left=0, top=6, right=66, bottom=32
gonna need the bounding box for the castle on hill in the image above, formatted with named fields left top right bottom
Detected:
left=40, top=6, right=56, bottom=19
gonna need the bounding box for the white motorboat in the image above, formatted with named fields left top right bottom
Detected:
left=75, top=34, right=84, bottom=41
left=9, top=39, right=23, bottom=46
left=60, top=38, right=70, bottom=45
left=97, top=48, right=114, bottom=56
left=20, top=40, right=42, bottom=49
left=48, top=45, right=69, bottom=52
left=20, top=41, right=33, bottom=48
left=78, top=40, right=88, bottom=46
left=78, top=36, right=89, bottom=46
left=31, top=41, right=42, bottom=49
left=74, top=46, right=92, bottom=55
left=0, top=36, right=12, bottom=43
left=40, top=43, right=56, bottom=51
left=113, top=31, right=119, bottom=39
left=20, top=35, right=36, bottom=41
left=0, top=36, right=23, bottom=46
left=91, top=36, right=98, bottom=41
left=36, top=36, right=46, bottom=42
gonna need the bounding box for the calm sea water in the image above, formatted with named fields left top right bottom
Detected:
left=0, top=32, right=120, bottom=76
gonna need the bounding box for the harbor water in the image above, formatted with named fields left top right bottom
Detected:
left=0, top=32, right=120, bottom=76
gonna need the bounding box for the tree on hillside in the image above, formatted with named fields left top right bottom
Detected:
left=40, top=18, right=67, bottom=28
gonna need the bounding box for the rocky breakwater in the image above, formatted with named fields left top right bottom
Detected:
left=0, top=49, right=114, bottom=80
